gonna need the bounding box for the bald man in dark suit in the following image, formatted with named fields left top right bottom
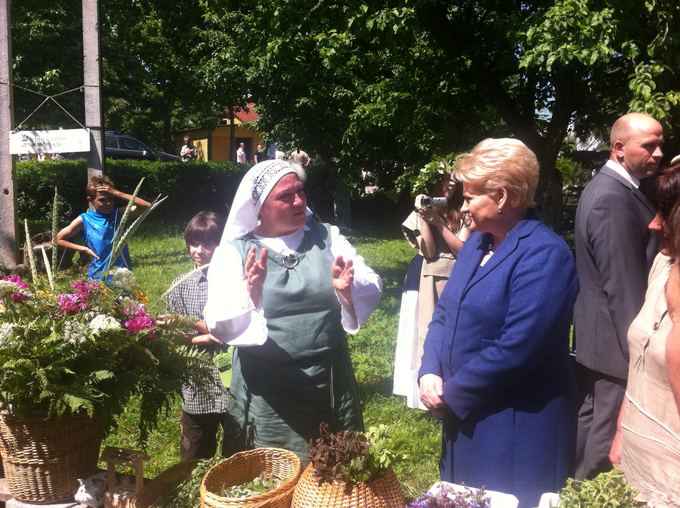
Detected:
left=574, top=112, right=663, bottom=479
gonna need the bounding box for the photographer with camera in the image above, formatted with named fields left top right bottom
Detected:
left=393, top=172, right=469, bottom=409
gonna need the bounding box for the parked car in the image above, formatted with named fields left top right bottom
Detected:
left=104, top=131, right=181, bottom=162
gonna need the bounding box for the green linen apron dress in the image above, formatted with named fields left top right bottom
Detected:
left=229, top=220, right=364, bottom=460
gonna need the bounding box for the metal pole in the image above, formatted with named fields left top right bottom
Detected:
left=82, top=0, right=104, bottom=178
left=0, top=0, right=17, bottom=270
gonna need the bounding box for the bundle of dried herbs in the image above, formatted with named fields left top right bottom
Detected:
left=308, top=422, right=403, bottom=484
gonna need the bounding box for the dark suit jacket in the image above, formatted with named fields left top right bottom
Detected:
left=419, top=213, right=578, bottom=507
left=574, top=164, right=657, bottom=379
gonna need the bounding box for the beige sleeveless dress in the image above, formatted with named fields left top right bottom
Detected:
left=621, top=253, right=680, bottom=507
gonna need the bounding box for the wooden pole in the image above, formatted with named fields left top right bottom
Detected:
left=0, top=0, right=17, bottom=270
left=82, top=0, right=104, bottom=179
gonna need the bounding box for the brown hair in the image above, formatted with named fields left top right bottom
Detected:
left=643, top=161, right=680, bottom=223
left=86, top=175, right=114, bottom=200
left=184, top=211, right=225, bottom=248
left=650, top=161, right=680, bottom=257
left=427, top=173, right=464, bottom=233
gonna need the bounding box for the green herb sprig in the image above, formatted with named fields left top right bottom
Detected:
left=558, top=469, right=642, bottom=507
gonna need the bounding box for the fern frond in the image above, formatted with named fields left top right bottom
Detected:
left=63, top=394, right=94, bottom=416
left=91, top=370, right=114, bottom=382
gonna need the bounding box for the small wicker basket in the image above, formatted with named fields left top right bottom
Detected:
left=200, top=448, right=302, bottom=508
left=291, top=463, right=406, bottom=508
left=0, top=411, right=102, bottom=504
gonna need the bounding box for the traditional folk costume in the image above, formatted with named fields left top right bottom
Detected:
left=204, top=160, right=382, bottom=460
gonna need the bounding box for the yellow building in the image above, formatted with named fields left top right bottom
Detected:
left=174, top=104, right=263, bottom=163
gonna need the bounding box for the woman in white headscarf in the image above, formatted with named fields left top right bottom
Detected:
left=204, top=160, right=383, bottom=460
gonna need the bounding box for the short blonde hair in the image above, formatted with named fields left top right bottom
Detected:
left=453, top=138, right=539, bottom=210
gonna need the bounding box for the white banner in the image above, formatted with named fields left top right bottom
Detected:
left=10, top=128, right=90, bottom=154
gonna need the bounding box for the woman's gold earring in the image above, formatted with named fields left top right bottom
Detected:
left=498, top=208, right=503, bottom=215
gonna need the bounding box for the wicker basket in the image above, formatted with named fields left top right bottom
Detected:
left=130, top=460, right=200, bottom=508
left=291, top=463, right=406, bottom=508
left=0, top=411, right=102, bottom=504
left=200, top=448, right=302, bottom=508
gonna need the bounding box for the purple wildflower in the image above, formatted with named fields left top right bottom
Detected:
left=408, top=484, right=490, bottom=508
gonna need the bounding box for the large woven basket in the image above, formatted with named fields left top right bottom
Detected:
left=0, top=411, right=102, bottom=503
left=130, top=459, right=200, bottom=508
left=200, top=448, right=302, bottom=508
left=291, top=463, right=406, bottom=508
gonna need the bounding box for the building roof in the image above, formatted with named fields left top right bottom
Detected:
left=234, top=103, right=260, bottom=124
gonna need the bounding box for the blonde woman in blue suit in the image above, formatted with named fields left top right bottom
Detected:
left=419, top=138, right=578, bottom=508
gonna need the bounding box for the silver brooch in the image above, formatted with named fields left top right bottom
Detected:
left=282, top=253, right=299, bottom=269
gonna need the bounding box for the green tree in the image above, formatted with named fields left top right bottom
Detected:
left=102, top=0, right=214, bottom=151
left=522, top=0, right=680, bottom=147
left=11, top=0, right=85, bottom=131
left=205, top=0, right=629, bottom=226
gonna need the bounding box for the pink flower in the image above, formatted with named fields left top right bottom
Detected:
left=1, top=275, right=29, bottom=289
left=123, top=305, right=156, bottom=339
left=57, top=293, right=89, bottom=315
left=1, top=275, right=30, bottom=304
left=71, top=280, right=101, bottom=300
left=11, top=292, right=29, bottom=303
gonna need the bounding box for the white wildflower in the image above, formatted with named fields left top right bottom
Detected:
left=0, top=323, right=16, bottom=342
left=109, top=268, right=137, bottom=291
left=88, top=314, right=122, bottom=335
left=63, top=320, right=89, bottom=345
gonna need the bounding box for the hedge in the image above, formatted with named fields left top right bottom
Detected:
left=15, top=159, right=247, bottom=224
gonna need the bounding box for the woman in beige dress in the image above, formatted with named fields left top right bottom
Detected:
left=610, top=162, right=680, bottom=507
left=393, top=173, right=469, bottom=408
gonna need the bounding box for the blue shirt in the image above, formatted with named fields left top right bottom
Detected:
left=80, top=209, right=131, bottom=280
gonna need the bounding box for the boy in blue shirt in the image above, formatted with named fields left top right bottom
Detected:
left=57, top=175, right=151, bottom=280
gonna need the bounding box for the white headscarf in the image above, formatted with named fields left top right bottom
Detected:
left=222, top=159, right=304, bottom=241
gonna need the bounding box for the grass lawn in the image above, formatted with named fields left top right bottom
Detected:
left=101, top=218, right=440, bottom=499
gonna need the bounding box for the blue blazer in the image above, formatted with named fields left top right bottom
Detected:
left=419, top=213, right=578, bottom=508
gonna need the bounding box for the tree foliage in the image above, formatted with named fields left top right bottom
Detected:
left=10, top=0, right=680, bottom=225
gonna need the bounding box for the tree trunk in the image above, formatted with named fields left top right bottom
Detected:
left=163, top=98, right=173, bottom=153
left=333, top=176, right=351, bottom=228
left=534, top=151, right=564, bottom=230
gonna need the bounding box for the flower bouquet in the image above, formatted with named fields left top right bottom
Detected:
left=0, top=184, right=213, bottom=503
left=0, top=270, right=211, bottom=436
